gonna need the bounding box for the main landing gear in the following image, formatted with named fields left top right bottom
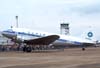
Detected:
left=23, top=46, right=32, bottom=52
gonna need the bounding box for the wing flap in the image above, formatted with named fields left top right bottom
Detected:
left=24, top=35, right=59, bottom=45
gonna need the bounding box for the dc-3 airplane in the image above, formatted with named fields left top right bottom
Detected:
left=1, top=27, right=95, bottom=52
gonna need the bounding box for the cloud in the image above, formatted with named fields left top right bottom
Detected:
left=67, top=0, right=100, bottom=15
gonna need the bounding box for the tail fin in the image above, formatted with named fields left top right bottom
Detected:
left=86, top=31, right=93, bottom=40
left=81, top=31, right=94, bottom=41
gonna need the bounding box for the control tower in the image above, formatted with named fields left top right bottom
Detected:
left=60, top=23, right=69, bottom=35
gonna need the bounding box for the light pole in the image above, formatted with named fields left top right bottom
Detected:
left=16, top=16, right=18, bottom=28
left=15, top=16, right=18, bottom=45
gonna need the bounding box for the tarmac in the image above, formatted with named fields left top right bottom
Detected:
left=0, top=47, right=100, bottom=68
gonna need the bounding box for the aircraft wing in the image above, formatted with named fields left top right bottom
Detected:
left=24, top=35, right=59, bottom=45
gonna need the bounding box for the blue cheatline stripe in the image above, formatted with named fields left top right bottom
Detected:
left=3, top=31, right=42, bottom=37
left=73, top=41, right=82, bottom=45
left=3, top=31, right=16, bottom=33
left=17, top=32, right=41, bottom=37
left=58, top=39, right=67, bottom=42
left=58, top=39, right=81, bottom=45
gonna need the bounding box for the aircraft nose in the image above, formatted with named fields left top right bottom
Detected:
left=2, top=31, right=8, bottom=36
left=2, top=31, right=17, bottom=38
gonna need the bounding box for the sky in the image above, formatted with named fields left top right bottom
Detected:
left=0, top=0, right=100, bottom=40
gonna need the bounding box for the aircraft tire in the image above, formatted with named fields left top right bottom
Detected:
left=26, top=47, right=32, bottom=52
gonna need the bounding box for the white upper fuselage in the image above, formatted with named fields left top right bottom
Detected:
left=2, top=28, right=94, bottom=46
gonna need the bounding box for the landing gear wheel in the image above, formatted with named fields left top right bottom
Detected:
left=26, top=47, right=32, bottom=52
